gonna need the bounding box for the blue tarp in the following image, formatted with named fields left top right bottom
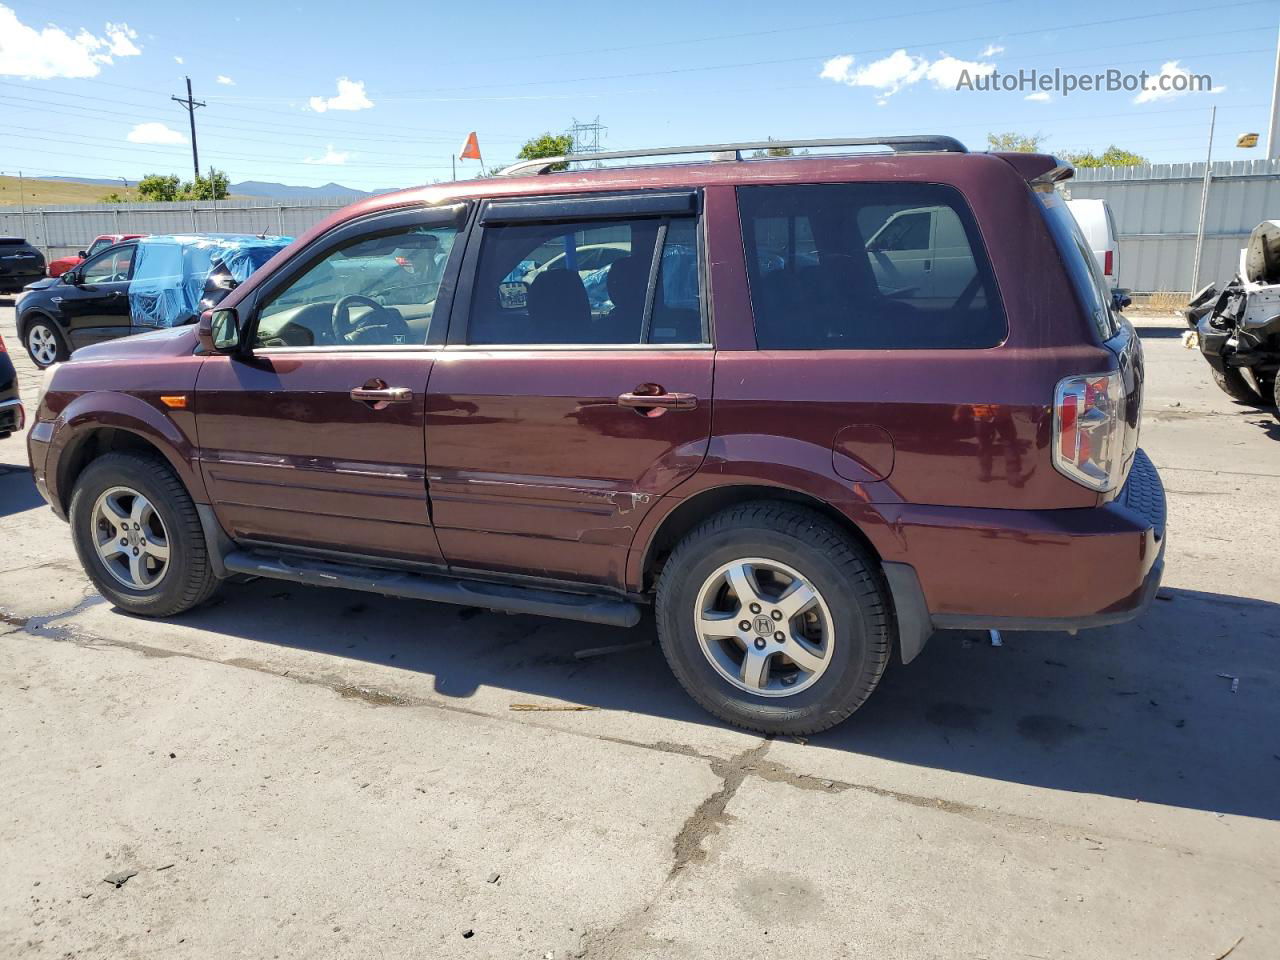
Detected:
left=129, top=233, right=292, bottom=328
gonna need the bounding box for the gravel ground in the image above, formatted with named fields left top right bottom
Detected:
left=1, top=301, right=1277, bottom=959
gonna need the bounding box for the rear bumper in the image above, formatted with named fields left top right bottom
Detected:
left=882, top=449, right=1166, bottom=657
left=0, top=396, right=24, bottom=438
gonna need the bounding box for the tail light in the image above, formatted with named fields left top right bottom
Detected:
left=0, top=333, right=7, bottom=352
left=1103, top=249, right=1114, bottom=277
left=1053, top=372, right=1125, bottom=491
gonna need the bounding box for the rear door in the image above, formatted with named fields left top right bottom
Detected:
left=57, top=244, right=136, bottom=349
left=194, top=204, right=469, bottom=564
left=424, top=191, right=713, bottom=589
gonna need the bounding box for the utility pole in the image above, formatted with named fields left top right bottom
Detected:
left=171, top=76, right=206, bottom=180
left=1192, top=105, right=1217, bottom=291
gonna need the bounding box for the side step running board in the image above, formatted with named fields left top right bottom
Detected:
left=222, top=551, right=642, bottom=628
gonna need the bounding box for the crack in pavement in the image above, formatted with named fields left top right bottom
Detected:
left=0, top=603, right=1235, bottom=864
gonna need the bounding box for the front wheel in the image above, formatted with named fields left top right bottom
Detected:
left=25, top=318, right=68, bottom=369
left=655, top=502, right=892, bottom=735
left=69, top=452, right=220, bottom=616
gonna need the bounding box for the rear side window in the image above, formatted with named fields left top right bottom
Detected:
left=738, top=183, right=1005, bottom=350
left=467, top=215, right=703, bottom=345
left=1038, top=192, right=1118, bottom=340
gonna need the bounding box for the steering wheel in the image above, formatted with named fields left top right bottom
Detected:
left=330, top=295, right=389, bottom=343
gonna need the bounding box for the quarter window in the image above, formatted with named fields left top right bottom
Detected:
left=468, top=214, right=703, bottom=345
left=738, top=184, right=1006, bottom=350
left=254, top=224, right=460, bottom=348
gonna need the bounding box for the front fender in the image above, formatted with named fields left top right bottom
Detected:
left=45, top=391, right=206, bottom=516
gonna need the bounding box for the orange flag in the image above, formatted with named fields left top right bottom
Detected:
left=459, top=132, right=481, bottom=160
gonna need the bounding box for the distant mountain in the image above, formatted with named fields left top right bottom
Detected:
left=33, top=175, right=401, bottom=200
left=231, top=180, right=376, bottom=200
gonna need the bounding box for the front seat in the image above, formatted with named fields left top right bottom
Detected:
left=602, top=255, right=649, bottom=341
left=526, top=269, right=591, bottom=343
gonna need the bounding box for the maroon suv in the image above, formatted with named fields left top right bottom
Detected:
left=26, top=136, right=1165, bottom=734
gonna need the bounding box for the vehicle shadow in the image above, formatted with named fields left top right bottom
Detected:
left=164, top=572, right=1280, bottom=822
left=1130, top=325, right=1189, bottom=339
left=0, top=462, right=43, bottom=517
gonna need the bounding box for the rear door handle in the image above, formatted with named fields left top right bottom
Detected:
left=617, top=386, right=698, bottom=413
left=351, top=381, right=413, bottom=404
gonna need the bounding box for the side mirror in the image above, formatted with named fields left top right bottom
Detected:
left=198, top=308, right=243, bottom=354
left=1111, top=290, right=1132, bottom=313
left=77, top=250, right=87, bottom=258
left=61, top=271, right=79, bottom=285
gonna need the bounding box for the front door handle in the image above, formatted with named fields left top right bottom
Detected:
left=617, top=384, right=698, bottom=414
left=351, top=380, right=413, bottom=405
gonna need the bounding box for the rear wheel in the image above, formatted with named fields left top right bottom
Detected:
left=655, top=502, right=891, bottom=735
left=25, top=317, right=68, bottom=369
left=69, top=452, right=219, bottom=616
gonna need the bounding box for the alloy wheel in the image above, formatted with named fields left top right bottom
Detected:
left=90, top=486, right=171, bottom=589
left=693, top=557, right=834, bottom=697
left=27, top=324, right=59, bottom=366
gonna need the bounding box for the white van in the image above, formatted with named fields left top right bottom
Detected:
left=1066, top=197, right=1120, bottom=290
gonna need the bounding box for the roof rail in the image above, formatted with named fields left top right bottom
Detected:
left=496, top=135, right=968, bottom=177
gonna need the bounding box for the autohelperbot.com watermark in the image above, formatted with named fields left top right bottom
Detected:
left=956, top=67, right=1214, bottom=98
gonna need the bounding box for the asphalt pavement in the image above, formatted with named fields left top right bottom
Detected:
left=1, top=301, right=1277, bottom=959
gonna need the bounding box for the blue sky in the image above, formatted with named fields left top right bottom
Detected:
left=0, top=0, right=1276, bottom=190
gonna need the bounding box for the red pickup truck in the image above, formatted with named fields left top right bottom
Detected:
left=47, top=234, right=146, bottom=278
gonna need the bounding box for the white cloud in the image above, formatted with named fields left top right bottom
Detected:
left=925, top=54, right=994, bottom=91
left=1025, top=91, right=1052, bottom=103
left=0, top=5, right=143, bottom=79
left=308, top=77, right=373, bottom=113
left=174, top=55, right=184, bottom=64
left=1134, top=60, right=1225, bottom=104
left=303, top=144, right=349, bottom=165
left=216, top=74, right=235, bottom=85
left=980, top=43, right=1004, bottom=57
left=820, top=49, right=927, bottom=101
left=127, top=121, right=186, bottom=145
left=104, top=22, right=139, bottom=56
left=820, top=48, right=995, bottom=104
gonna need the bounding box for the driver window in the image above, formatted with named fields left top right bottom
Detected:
left=254, top=224, right=459, bottom=348
left=81, top=247, right=134, bottom=284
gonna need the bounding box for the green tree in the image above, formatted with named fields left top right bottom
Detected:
left=101, top=192, right=127, bottom=203
left=516, top=132, right=575, bottom=172
left=187, top=168, right=230, bottom=200
left=1061, top=145, right=1147, bottom=168
left=986, top=131, right=1046, bottom=153
left=750, top=137, right=808, bottom=158
left=137, top=173, right=182, bottom=202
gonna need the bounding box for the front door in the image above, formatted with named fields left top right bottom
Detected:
left=425, top=194, right=713, bottom=589
left=58, top=244, right=135, bottom=350
left=195, top=206, right=468, bottom=565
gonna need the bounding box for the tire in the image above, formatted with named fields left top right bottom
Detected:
left=655, top=501, right=891, bottom=735
left=1210, top=366, right=1264, bottom=405
left=24, top=316, right=69, bottom=369
left=69, top=452, right=220, bottom=617
left=1272, top=375, right=1280, bottom=424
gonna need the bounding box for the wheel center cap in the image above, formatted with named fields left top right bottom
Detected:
left=127, top=529, right=142, bottom=548
left=753, top=614, right=774, bottom=636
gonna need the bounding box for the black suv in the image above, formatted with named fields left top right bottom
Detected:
left=0, top=237, right=46, bottom=294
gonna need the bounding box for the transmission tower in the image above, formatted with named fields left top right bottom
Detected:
left=567, top=117, right=607, bottom=167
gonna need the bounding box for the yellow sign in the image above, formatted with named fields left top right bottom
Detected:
left=1236, top=132, right=1259, bottom=148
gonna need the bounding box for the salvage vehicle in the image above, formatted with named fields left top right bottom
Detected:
left=16, top=233, right=290, bottom=368
left=1066, top=198, right=1121, bottom=291
left=26, top=137, right=1165, bottom=734
left=0, top=332, right=22, bottom=440
left=46, top=233, right=147, bottom=278
left=1183, top=220, right=1280, bottom=411
left=0, top=237, right=46, bottom=293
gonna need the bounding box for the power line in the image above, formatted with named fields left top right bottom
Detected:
left=381, top=0, right=1275, bottom=95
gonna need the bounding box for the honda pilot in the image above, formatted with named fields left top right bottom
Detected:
left=26, top=136, right=1165, bottom=734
